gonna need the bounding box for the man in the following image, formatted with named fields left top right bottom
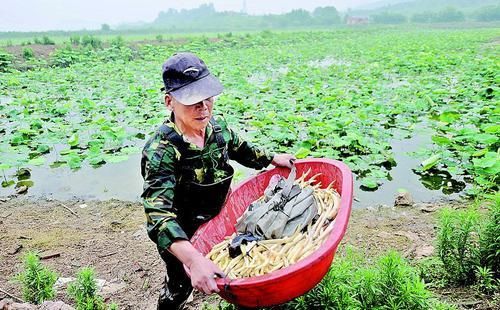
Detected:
left=141, top=52, right=295, bottom=309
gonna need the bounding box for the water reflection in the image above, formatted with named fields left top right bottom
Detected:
left=0, top=154, right=143, bottom=201
left=413, top=168, right=467, bottom=195
left=352, top=127, right=467, bottom=208
left=0, top=125, right=470, bottom=206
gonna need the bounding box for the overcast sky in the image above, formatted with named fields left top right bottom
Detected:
left=0, top=0, right=382, bottom=32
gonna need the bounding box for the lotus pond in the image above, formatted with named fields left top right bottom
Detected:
left=0, top=27, right=498, bottom=205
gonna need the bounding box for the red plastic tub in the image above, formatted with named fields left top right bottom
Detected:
left=189, top=158, right=353, bottom=307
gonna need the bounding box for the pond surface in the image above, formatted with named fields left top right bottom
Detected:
left=0, top=93, right=466, bottom=206
left=0, top=128, right=467, bottom=208
left=353, top=130, right=466, bottom=208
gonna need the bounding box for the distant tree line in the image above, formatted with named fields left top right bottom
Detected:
left=371, top=5, right=500, bottom=24
left=473, top=4, right=500, bottom=22
left=1, top=3, right=499, bottom=43
left=152, top=3, right=341, bottom=31
left=150, top=3, right=500, bottom=28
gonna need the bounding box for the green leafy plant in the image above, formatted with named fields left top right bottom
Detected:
left=13, top=251, right=58, bottom=304
left=22, top=47, right=35, bottom=60
left=478, top=194, right=500, bottom=279
left=377, top=251, right=432, bottom=309
left=437, top=207, right=480, bottom=285
left=0, top=49, right=14, bottom=72
left=417, top=256, right=448, bottom=289
left=42, top=36, right=55, bottom=45
left=110, top=36, right=125, bottom=48
left=50, top=45, right=82, bottom=67
left=284, top=248, right=444, bottom=310
left=70, top=35, right=81, bottom=45
left=474, top=266, right=498, bottom=295
left=67, top=267, right=117, bottom=310
left=81, top=35, right=102, bottom=49
left=208, top=248, right=451, bottom=309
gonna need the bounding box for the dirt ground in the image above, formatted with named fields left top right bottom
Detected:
left=4, top=44, right=57, bottom=59
left=0, top=197, right=496, bottom=309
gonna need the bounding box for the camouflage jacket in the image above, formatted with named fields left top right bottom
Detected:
left=141, top=114, right=274, bottom=254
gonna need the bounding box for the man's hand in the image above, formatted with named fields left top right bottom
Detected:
left=169, top=240, right=225, bottom=295
left=187, top=255, right=225, bottom=294
left=272, top=153, right=296, bottom=169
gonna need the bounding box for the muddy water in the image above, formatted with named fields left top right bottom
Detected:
left=353, top=129, right=465, bottom=208
left=0, top=153, right=143, bottom=201
left=0, top=156, right=256, bottom=201
left=0, top=90, right=466, bottom=205
left=307, top=56, right=351, bottom=68
left=0, top=131, right=466, bottom=207
left=0, top=96, right=13, bottom=104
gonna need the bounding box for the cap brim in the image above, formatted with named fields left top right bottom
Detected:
left=170, top=74, right=223, bottom=105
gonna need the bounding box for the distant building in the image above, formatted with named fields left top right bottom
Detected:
left=346, top=16, right=369, bottom=25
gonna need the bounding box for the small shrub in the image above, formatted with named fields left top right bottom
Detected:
left=13, top=251, right=58, bottom=304
left=430, top=301, right=458, bottom=310
left=208, top=248, right=453, bottom=309
left=200, top=36, right=210, bottom=45
left=474, top=266, right=498, bottom=295
left=377, top=251, right=432, bottom=309
left=418, top=256, right=448, bottom=288
left=42, top=36, right=55, bottom=45
left=68, top=267, right=116, bottom=310
left=101, top=24, right=111, bottom=31
left=155, top=34, right=163, bottom=42
left=0, top=49, right=14, bottom=72
left=70, top=35, right=81, bottom=45
left=478, top=196, right=500, bottom=279
left=108, top=304, right=118, bottom=310
left=110, top=36, right=125, bottom=48
left=423, top=196, right=500, bottom=299
left=81, top=35, right=102, bottom=49
left=22, top=47, right=35, bottom=60
left=284, top=248, right=446, bottom=310
left=51, top=46, right=82, bottom=67
left=437, top=207, right=480, bottom=285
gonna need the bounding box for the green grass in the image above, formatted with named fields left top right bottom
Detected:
left=420, top=194, right=499, bottom=296
left=205, top=247, right=455, bottom=309
left=437, top=207, right=480, bottom=284
left=285, top=249, right=449, bottom=310
left=478, top=194, right=500, bottom=280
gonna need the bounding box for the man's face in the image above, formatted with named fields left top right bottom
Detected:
left=166, top=95, right=215, bottom=132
